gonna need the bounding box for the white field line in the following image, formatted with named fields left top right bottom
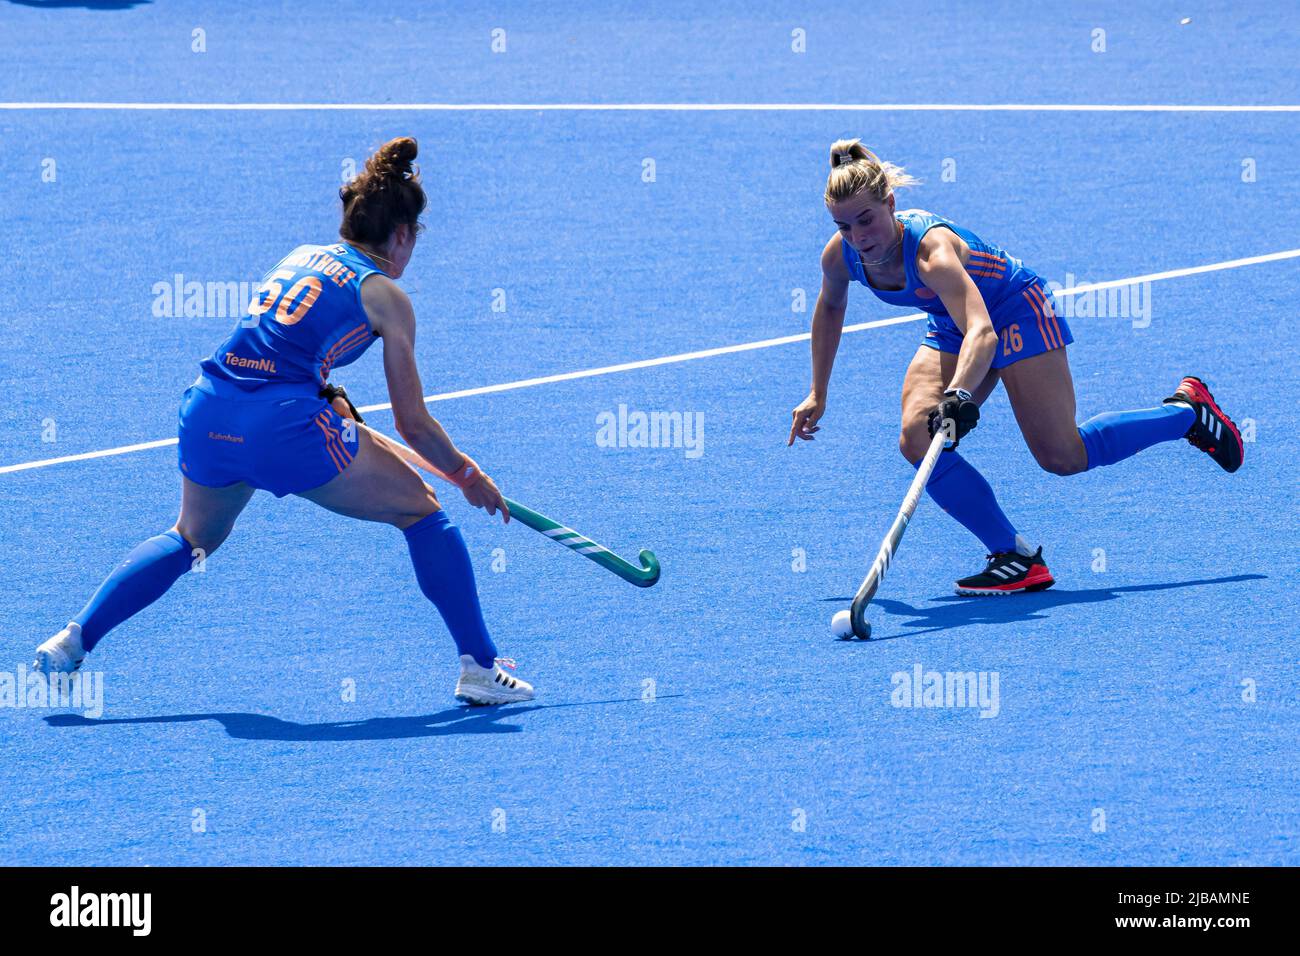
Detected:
left=1, top=102, right=1298, bottom=113
left=2, top=247, right=1297, bottom=477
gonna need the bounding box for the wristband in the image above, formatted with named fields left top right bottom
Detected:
left=944, top=387, right=973, bottom=403
left=445, top=455, right=484, bottom=490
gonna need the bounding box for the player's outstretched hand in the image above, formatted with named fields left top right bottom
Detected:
left=789, top=392, right=827, bottom=445
left=927, top=388, right=980, bottom=449
left=463, top=469, right=511, bottom=524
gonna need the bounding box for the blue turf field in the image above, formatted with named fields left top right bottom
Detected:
left=1, top=1, right=1297, bottom=866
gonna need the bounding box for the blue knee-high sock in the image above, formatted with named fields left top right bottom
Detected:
left=73, top=530, right=196, bottom=651
left=1077, top=404, right=1194, bottom=470
left=915, top=452, right=1018, bottom=555
left=403, top=510, right=498, bottom=668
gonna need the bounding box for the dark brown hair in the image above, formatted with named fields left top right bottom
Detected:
left=339, top=137, right=427, bottom=246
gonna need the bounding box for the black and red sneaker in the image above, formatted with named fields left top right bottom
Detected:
left=1163, top=375, right=1244, bottom=473
left=955, top=539, right=1055, bottom=596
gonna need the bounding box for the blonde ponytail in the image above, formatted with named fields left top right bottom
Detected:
left=824, top=138, right=920, bottom=204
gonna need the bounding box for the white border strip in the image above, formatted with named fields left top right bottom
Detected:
left=1, top=438, right=179, bottom=474
left=1, top=102, right=1298, bottom=113
left=2, top=247, right=1297, bottom=476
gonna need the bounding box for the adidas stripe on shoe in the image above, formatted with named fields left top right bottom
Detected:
left=454, top=655, right=535, bottom=706
left=955, top=540, right=1055, bottom=596
left=1164, top=375, right=1244, bottom=473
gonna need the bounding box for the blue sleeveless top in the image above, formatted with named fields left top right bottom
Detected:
left=199, top=242, right=383, bottom=393
left=842, top=209, right=1039, bottom=317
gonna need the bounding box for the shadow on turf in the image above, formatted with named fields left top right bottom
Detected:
left=44, top=695, right=680, bottom=740
left=8, top=1, right=150, bottom=9
left=822, top=574, right=1267, bottom=640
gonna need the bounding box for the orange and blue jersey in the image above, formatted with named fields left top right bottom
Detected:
left=843, top=209, right=1072, bottom=368
left=200, top=242, right=383, bottom=392
left=178, top=242, right=386, bottom=496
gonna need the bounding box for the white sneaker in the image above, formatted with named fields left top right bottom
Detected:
left=33, top=622, right=87, bottom=676
left=454, top=655, right=534, bottom=706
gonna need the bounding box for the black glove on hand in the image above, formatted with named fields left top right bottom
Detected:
left=320, top=383, right=364, bottom=423
left=927, top=388, right=979, bottom=450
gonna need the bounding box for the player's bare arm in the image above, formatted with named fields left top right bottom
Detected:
left=916, top=230, right=996, bottom=396
left=789, top=233, right=851, bottom=445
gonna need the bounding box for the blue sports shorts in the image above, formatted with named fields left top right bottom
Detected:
left=920, top=279, right=1073, bottom=368
left=177, top=375, right=359, bottom=497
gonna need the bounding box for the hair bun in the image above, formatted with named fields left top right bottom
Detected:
left=367, top=137, right=419, bottom=185
left=338, top=136, right=427, bottom=247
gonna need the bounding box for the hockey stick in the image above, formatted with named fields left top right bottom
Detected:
left=501, top=498, right=661, bottom=588
left=845, top=429, right=947, bottom=639
left=358, top=421, right=661, bottom=588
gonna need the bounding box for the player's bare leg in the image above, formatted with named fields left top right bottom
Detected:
left=34, top=477, right=255, bottom=675
left=999, top=347, right=1088, bottom=476
left=894, top=348, right=1050, bottom=595
left=298, top=428, right=532, bottom=704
